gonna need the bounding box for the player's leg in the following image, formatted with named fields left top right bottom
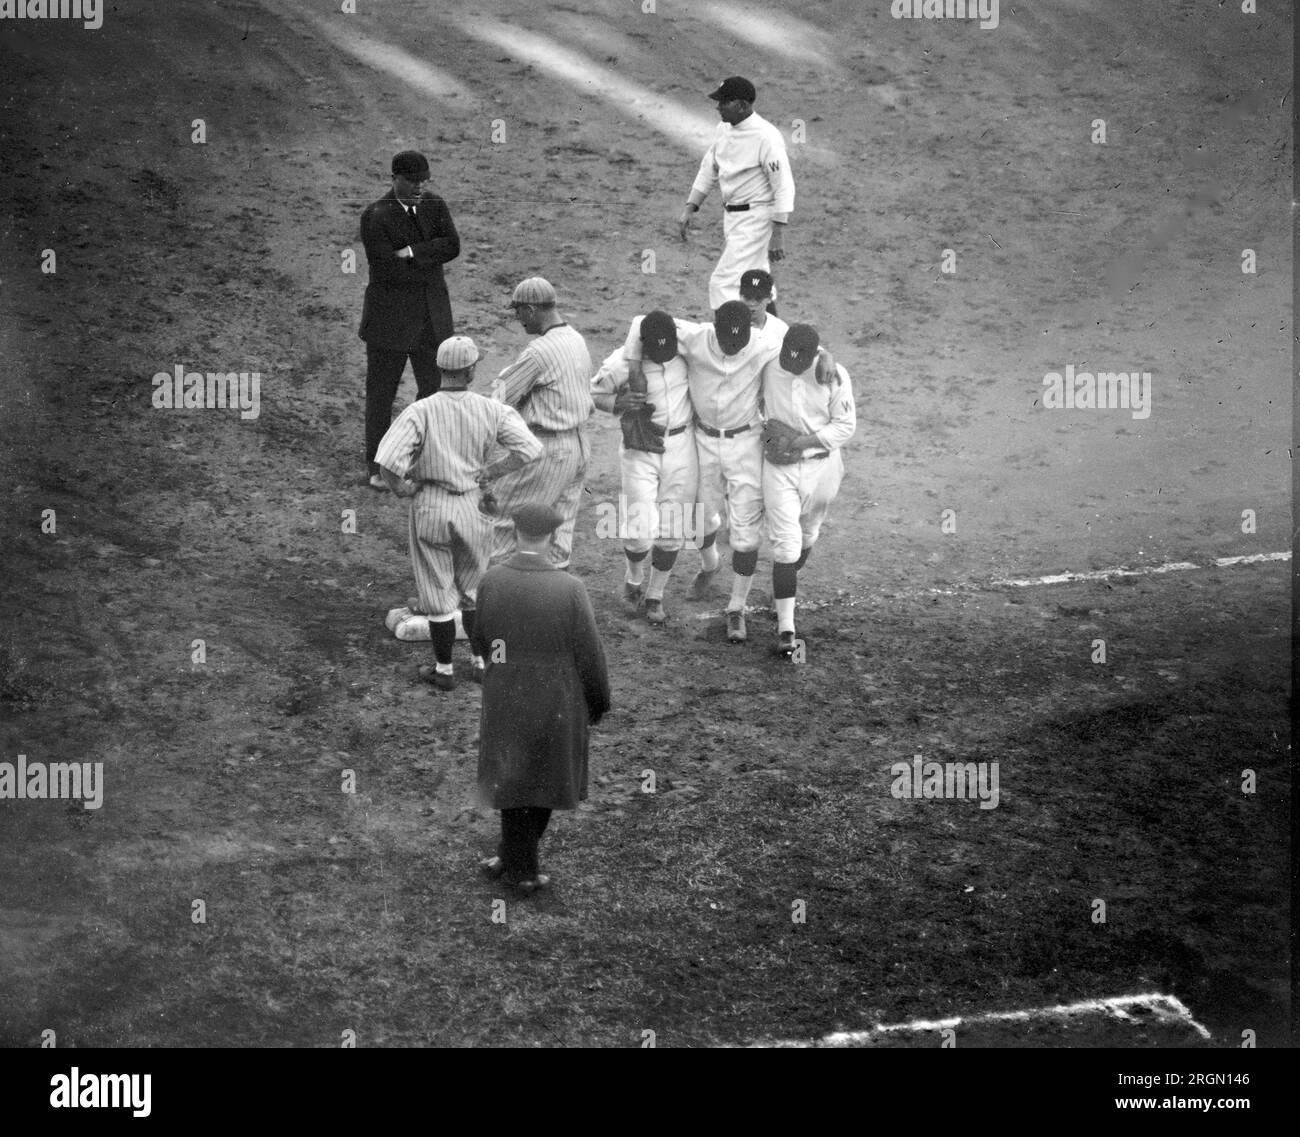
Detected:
left=620, top=447, right=657, bottom=604
left=722, top=434, right=765, bottom=642
left=710, top=210, right=772, bottom=313
left=691, top=432, right=726, bottom=594
left=764, top=461, right=804, bottom=657
left=644, top=429, right=699, bottom=622
left=798, top=450, right=844, bottom=562
left=549, top=428, right=588, bottom=569
left=365, top=346, right=406, bottom=482
left=410, top=503, right=461, bottom=691
left=488, top=437, right=558, bottom=563
left=451, top=506, right=491, bottom=679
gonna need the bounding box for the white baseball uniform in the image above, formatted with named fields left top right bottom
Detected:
left=761, top=361, right=857, bottom=563
left=691, top=111, right=795, bottom=310
left=489, top=323, right=594, bottom=566
left=627, top=316, right=782, bottom=553
left=375, top=390, right=542, bottom=618
left=590, top=319, right=699, bottom=553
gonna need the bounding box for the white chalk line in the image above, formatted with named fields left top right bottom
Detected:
left=754, top=992, right=1213, bottom=1048
left=687, top=551, right=1291, bottom=620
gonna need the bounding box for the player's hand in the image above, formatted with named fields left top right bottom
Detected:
left=395, top=246, right=414, bottom=259
left=613, top=387, right=647, bottom=414
left=678, top=211, right=694, bottom=241
left=395, top=479, right=418, bottom=498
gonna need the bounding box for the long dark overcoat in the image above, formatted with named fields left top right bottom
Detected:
left=358, top=187, right=459, bottom=351
left=471, top=555, right=611, bottom=810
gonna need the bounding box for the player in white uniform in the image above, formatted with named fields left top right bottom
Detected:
left=626, top=299, right=779, bottom=643
left=760, top=324, right=857, bottom=659
left=375, top=336, right=543, bottom=690
left=487, top=276, right=594, bottom=568
left=678, top=76, right=795, bottom=313
left=591, top=311, right=698, bottom=625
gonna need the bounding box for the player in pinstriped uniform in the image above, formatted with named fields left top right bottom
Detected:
left=486, top=277, right=594, bottom=568
left=590, top=311, right=698, bottom=624
left=376, top=336, right=543, bottom=691
left=761, top=324, right=857, bottom=659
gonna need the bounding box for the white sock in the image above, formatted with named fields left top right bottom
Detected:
left=435, top=662, right=454, bottom=676
left=775, top=597, right=796, bottom=634
left=471, top=655, right=486, bottom=669
left=625, top=552, right=646, bottom=585
left=727, top=572, right=755, bottom=613
left=645, top=566, right=672, bottom=601
left=700, top=543, right=720, bottom=572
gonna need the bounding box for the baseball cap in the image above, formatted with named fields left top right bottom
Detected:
left=781, top=324, right=820, bottom=375
left=708, top=76, right=757, bottom=103
left=391, top=150, right=430, bottom=180
left=436, top=335, right=479, bottom=371
left=738, top=269, right=774, bottom=300
left=512, top=501, right=564, bottom=537
left=714, top=301, right=752, bottom=355
left=511, top=277, right=558, bottom=306
left=640, top=310, right=677, bottom=364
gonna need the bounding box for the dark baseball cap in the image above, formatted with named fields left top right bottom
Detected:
left=714, top=301, right=752, bottom=355
left=781, top=324, right=820, bottom=375
left=391, top=150, right=430, bottom=180
left=739, top=269, right=774, bottom=300
left=709, top=76, right=757, bottom=103
left=640, top=310, right=677, bottom=364
left=512, top=502, right=564, bottom=537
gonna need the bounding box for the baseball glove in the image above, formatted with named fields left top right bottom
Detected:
left=761, top=417, right=803, bottom=465
left=620, top=406, right=665, bottom=454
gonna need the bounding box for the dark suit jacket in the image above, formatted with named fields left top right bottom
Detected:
left=358, top=187, right=460, bottom=351
left=471, top=556, right=611, bottom=810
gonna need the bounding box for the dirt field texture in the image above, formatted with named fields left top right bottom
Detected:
left=0, top=0, right=1290, bottom=1048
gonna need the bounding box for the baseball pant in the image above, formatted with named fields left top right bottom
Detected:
left=490, top=427, right=589, bottom=566
left=365, top=338, right=442, bottom=474
left=708, top=205, right=775, bottom=311
left=763, top=449, right=844, bottom=563
left=618, top=428, right=701, bottom=554
left=498, top=806, right=551, bottom=881
left=696, top=428, right=765, bottom=552
left=408, top=486, right=493, bottom=617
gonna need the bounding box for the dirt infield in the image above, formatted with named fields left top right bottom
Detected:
left=0, top=0, right=1290, bottom=1048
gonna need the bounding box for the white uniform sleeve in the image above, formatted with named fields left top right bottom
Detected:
left=374, top=404, right=422, bottom=478
left=813, top=366, right=856, bottom=451
left=590, top=347, right=630, bottom=397
left=690, top=138, right=721, bottom=199
left=761, top=126, right=795, bottom=216
left=621, top=314, right=646, bottom=362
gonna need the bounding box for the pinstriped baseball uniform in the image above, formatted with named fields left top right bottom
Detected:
left=761, top=361, right=856, bottom=562
left=376, top=390, right=542, bottom=617
left=489, top=323, right=594, bottom=566
left=591, top=319, right=699, bottom=553
left=627, top=316, right=781, bottom=552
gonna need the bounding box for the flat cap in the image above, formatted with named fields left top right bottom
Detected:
left=511, top=501, right=564, bottom=537
left=436, top=335, right=479, bottom=371
left=708, top=76, right=757, bottom=103
left=391, top=150, right=430, bottom=179
left=511, top=277, right=558, bottom=306
left=739, top=269, right=775, bottom=299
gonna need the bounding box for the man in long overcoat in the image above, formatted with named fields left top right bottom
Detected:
left=470, top=503, right=611, bottom=893
left=359, top=150, right=460, bottom=489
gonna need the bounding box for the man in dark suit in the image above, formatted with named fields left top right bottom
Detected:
left=471, top=503, right=611, bottom=894
left=359, top=150, right=460, bottom=490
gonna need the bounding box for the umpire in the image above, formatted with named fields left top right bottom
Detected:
left=471, top=503, right=611, bottom=894
left=359, top=150, right=460, bottom=490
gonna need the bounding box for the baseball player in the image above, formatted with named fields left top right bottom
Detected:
left=759, top=324, right=857, bottom=658
left=591, top=311, right=698, bottom=625
left=625, top=299, right=780, bottom=642
left=486, top=277, right=594, bottom=568
left=679, top=76, right=795, bottom=313
left=375, top=336, right=543, bottom=690
left=737, top=269, right=788, bottom=345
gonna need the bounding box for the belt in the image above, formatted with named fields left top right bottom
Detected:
left=724, top=203, right=751, bottom=213
left=804, top=451, right=830, bottom=461
left=649, top=422, right=690, bottom=437
left=526, top=423, right=577, bottom=436
left=696, top=420, right=753, bottom=439
left=419, top=480, right=471, bottom=495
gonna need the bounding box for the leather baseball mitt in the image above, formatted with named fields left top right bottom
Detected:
left=619, top=406, right=665, bottom=454
left=761, top=417, right=803, bottom=465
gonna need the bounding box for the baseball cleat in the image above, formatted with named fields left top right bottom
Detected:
left=776, top=631, right=797, bottom=659
left=726, top=610, right=747, bottom=643
left=645, top=598, right=667, bottom=625
left=367, top=473, right=388, bottom=491
left=689, top=568, right=718, bottom=598
left=623, top=581, right=645, bottom=605
left=418, top=665, right=457, bottom=691
left=515, top=874, right=551, bottom=896
left=470, top=657, right=487, bottom=683
left=479, top=855, right=505, bottom=880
